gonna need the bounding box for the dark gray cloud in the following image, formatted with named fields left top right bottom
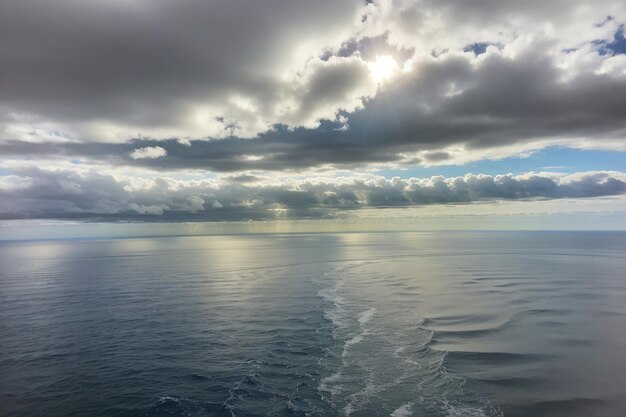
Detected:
left=1, top=168, right=624, bottom=220
left=2, top=49, right=626, bottom=172
left=0, top=0, right=362, bottom=129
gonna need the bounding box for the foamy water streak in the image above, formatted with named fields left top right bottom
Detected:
left=316, top=262, right=500, bottom=417
left=391, top=403, right=413, bottom=417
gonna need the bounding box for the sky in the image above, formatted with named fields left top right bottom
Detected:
left=0, top=0, right=625, bottom=225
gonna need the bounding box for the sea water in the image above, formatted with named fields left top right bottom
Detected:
left=1, top=231, right=625, bottom=416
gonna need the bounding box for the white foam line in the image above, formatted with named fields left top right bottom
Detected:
left=391, top=402, right=414, bottom=417
left=358, top=308, right=376, bottom=325
left=342, top=333, right=367, bottom=357
left=319, top=370, right=342, bottom=396
left=442, top=402, right=490, bottom=417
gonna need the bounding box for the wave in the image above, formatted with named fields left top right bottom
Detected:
left=119, top=395, right=230, bottom=417
left=315, top=262, right=502, bottom=417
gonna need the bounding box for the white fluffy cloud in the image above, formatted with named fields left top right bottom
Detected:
left=130, top=146, right=167, bottom=159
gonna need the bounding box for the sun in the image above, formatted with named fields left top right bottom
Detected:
left=368, top=55, right=398, bottom=83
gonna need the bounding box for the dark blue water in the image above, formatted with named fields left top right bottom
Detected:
left=1, top=231, right=626, bottom=417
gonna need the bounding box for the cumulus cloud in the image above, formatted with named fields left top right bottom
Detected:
left=2, top=44, right=626, bottom=172
left=0, top=0, right=366, bottom=142
left=1, top=168, right=624, bottom=220
left=130, top=146, right=167, bottom=159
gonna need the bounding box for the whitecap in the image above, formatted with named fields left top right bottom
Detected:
left=358, top=308, right=376, bottom=325
left=391, top=402, right=413, bottom=417
left=319, top=370, right=342, bottom=395
left=342, top=334, right=365, bottom=357
left=442, top=402, right=492, bottom=417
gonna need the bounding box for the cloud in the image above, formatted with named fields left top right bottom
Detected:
left=0, top=0, right=366, bottom=141
left=2, top=0, right=626, bottom=228
left=130, top=146, right=167, bottom=159
left=1, top=167, right=624, bottom=220
left=1, top=0, right=626, bottom=175
left=2, top=45, right=626, bottom=173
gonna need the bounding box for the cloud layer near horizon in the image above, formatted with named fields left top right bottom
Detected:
left=1, top=168, right=624, bottom=220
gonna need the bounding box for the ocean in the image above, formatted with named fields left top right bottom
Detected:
left=1, top=231, right=625, bottom=417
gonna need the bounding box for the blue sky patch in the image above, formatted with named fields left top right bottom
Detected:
left=463, top=42, right=494, bottom=55
left=595, top=25, right=626, bottom=55
left=377, top=148, right=626, bottom=178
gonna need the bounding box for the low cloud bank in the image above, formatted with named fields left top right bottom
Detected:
left=1, top=168, right=624, bottom=220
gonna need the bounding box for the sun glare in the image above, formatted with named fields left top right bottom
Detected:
left=368, top=55, right=398, bottom=82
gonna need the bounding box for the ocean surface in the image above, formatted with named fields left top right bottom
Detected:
left=1, top=231, right=626, bottom=417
